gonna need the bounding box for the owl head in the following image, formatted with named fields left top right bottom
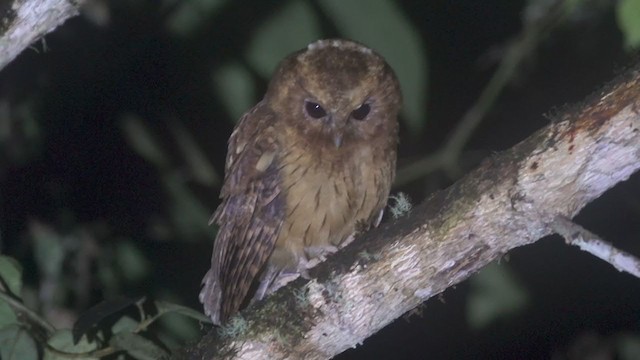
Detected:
left=265, top=39, right=402, bottom=149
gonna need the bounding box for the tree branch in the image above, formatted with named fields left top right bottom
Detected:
left=181, top=63, right=640, bottom=359
left=0, top=0, right=85, bottom=71
left=551, top=215, right=640, bottom=277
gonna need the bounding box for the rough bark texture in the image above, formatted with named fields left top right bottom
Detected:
left=0, top=0, right=83, bottom=71
left=182, top=63, right=640, bottom=360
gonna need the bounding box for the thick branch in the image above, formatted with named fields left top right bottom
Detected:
left=0, top=0, right=84, bottom=71
left=183, top=64, right=640, bottom=359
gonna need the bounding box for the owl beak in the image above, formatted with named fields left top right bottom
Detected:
left=333, top=133, right=343, bottom=148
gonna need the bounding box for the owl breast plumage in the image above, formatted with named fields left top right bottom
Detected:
left=200, top=39, right=402, bottom=325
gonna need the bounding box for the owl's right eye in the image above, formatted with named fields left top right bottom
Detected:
left=304, top=101, right=327, bottom=119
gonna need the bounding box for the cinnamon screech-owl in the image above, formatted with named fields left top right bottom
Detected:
left=199, top=39, right=402, bottom=324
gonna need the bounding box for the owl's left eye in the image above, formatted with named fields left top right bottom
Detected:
left=351, top=103, right=371, bottom=121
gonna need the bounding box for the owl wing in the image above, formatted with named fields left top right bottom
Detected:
left=199, top=102, right=285, bottom=324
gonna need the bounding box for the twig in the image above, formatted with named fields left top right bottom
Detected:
left=395, top=0, right=582, bottom=186
left=551, top=216, right=640, bottom=278
left=0, top=0, right=85, bottom=70
left=0, top=290, right=56, bottom=334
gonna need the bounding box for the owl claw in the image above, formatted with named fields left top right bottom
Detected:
left=374, top=209, right=384, bottom=227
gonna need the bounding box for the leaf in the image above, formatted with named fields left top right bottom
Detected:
left=110, top=332, right=169, bottom=360
left=163, top=172, right=215, bottom=240
left=212, top=62, right=256, bottom=122
left=115, top=241, right=150, bottom=283
left=617, top=0, right=640, bottom=50
left=169, top=121, right=220, bottom=186
left=246, top=0, right=321, bottom=78
left=120, top=114, right=169, bottom=169
left=30, top=221, right=65, bottom=280
left=111, top=316, right=139, bottom=335
left=155, top=300, right=212, bottom=323
left=617, top=333, right=640, bottom=360
left=0, top=255, right=23, bottom=296
left=318, top=0, right=428, bottom=134
left=166, top=0, right=227, bottom=36
left=466, top=262, right=529, bottom=329
left=73, top=296, right=140, bottom=344
left=158, top=313, right=201, bottom=344
left=0, top=301, right=17, bottom=327
left=0, top=324, right=38, bottom=360
left=44, top=329, right=98, bottom=360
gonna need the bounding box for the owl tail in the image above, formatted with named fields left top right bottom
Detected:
left=199, top=269, right=223, bottom=325
left=253, top=264, right=280, bottom=302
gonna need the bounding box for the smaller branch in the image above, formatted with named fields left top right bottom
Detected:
left=0, top=289, right=56, bottom=335
left=0, top=0, right=85, bottom=71
left=395, top=0, right=580, bottom=186
left=552, top=216, right=640, bottom=278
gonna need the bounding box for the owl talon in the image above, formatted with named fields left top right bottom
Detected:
left=374, top=209, right=384, bottom=227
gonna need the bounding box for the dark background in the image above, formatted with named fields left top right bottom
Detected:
left=1, top=0, right=639, bottom=359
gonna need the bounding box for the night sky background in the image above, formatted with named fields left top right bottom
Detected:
left=1, top=0, right=639, bottom=359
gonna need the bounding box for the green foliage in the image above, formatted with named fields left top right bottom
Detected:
left=170, top=121, right=221, bottom=187
left=110, top=332, right=169, bottom=360
left=246, top=0, right=321, bottom=78
left=0, top=300, right=17, bottom=327
left=155, top=300, right=212, bottom=323
left=0, top=99, right=42, bottom=165
left=163, top=171, right=216, bottom=240
left=0, top=325, right=38, bottom=360
left=112, top=316, right=140, bottom=334
left=31, top=223, right=65, bottom=284
left=166, top=0, right=227, bottom=36
left=122, top=112, right=219, bottom=240
left=466, top=262, right=530, bottom=329
left=617, top=0, right=640, bottom=49
left=0, top=256, right=21, bottom=327
left=44, top=330, right=98, bottom=360
left=617, top=333, right=640, bottom=360
left=115, top=241, right=151, bottom=283
left=0, top=255, right=23, bottom=296
left=121, top=114, right=170, bottom=169
left=0, top=256, right=211, bottom=359
left=213, top=62, right=256, bottom=121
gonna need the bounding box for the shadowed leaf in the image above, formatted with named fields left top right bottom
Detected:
left=617, top=0, right=640, bottom=49
left=44, top=329, right=98, bottom=360
left=110, top=332, right=169, bottom=360
left=0, top=325, right=37, bottom=360
left=73, top=296, right=140, bottom=344
left=246, top=0, right=321, bottom=77
left=0, top=255, right=22, bottom=296
left=155, top=300, right=212, bottom=323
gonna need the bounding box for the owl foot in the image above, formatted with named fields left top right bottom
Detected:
left=374, top=208, right=384, bottom=227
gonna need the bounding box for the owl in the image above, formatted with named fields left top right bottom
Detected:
left=199, top=39, right=402, bottom=325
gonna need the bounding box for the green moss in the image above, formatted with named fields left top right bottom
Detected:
left=217, top=315, right=248, bottom=339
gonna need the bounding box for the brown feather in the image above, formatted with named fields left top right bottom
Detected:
left=200, top=39, right=402, bottom=324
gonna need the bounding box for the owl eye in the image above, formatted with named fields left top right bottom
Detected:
left=304, top=101, right=327, bottom=119
left=351, top=103, right=371, bottom=121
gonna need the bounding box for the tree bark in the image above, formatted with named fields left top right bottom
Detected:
left=0, top=0, right=84, bottom=71
left=181, top=63, right=640, bottom=359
